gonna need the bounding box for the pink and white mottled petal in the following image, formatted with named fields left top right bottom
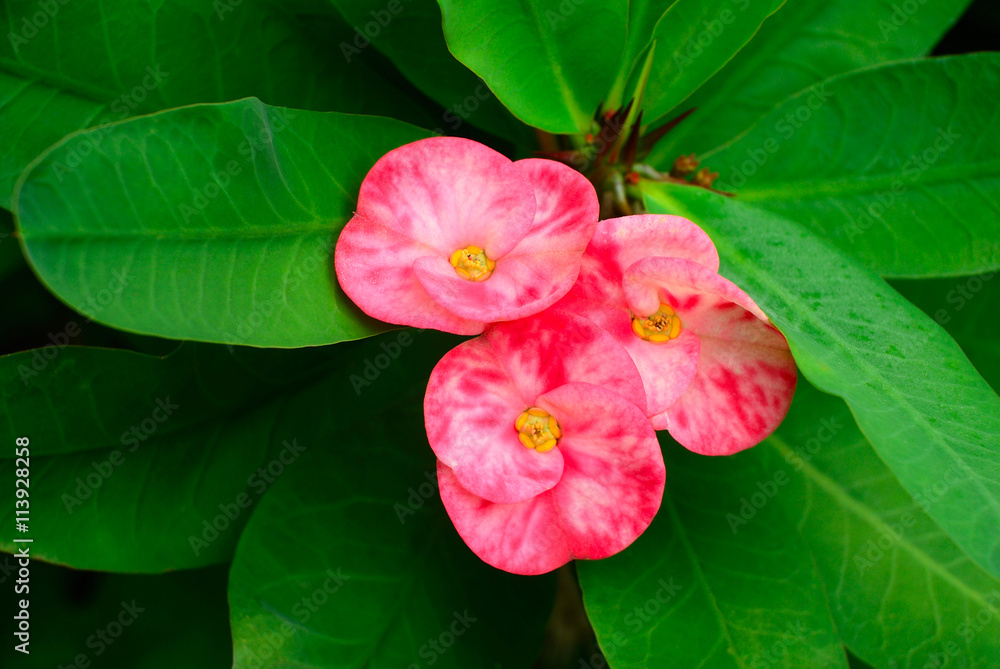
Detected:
left=355, top=136, right=535, bottom=258
left=657, top=337, right=797, bottom=455
left=623, top=257, right=796, bottom=453
left=412, top=161, right=597, bottom=323
left=438, top=383, right=665, bottom=575
left=620, top=327, right=701, bottom=417
left=507, top=158, right=599, bottom=259
left=588, top=214, right=720, bottom=275
left=622, top=257, right=775, bottom=340
left=438, top=463, right=573, bottom=575
left=536, top=383, right=665, bottom=561
left=334, top=219, right=483, bottom=335
left=554, top=253, right=629, bottom=330
left=413, top=252, right=581, bottom=324
left=424, top=339, right=565, bottom=504
left=483, top=312, right=648, bottom=414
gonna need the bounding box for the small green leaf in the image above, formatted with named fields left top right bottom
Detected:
left=703, top=54, right=1000, bottom=277
left=579, top=435, right=846, bottom=668
left=15, top=99, right=430, bottom=347
left=648, top=0, right=974, bottom=163
left=645, top=183, right=1000, bottom=579
left=437, top=0, right=628, bottom=133
left=756, top=380, right=1000, bottom=668
left=228, top=403, right=556, bottom=668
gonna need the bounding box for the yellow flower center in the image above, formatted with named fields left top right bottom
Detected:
left=515, top=407, right=561, bottom=453
left=450, top=245, right=496, bottom=281
left=632, top=302, right=682, bottom=343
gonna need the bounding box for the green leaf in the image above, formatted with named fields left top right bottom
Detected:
left=0, top=562, right=233, bottom=668
left=647, top=0, right=974, bottom=163
left=606, top=0, right=672, bottom=108
left=893, top=273, right=1000, bottom=392
left=437, top=0, right=628, bottom=133
left=0, top=330, right=458, bottom=571
left=756, top=380, right=1000, bottom=668
left=0, top=0, right=430, bottom=210
left=578, top=435, right=846, bottom=669
left=703, top=54, right=1000, bottom=278
left=228, top=402, right=556, bottom=668
left=0, top=210, right=22, bottom=282
left=0, top=343, right=349, bottom=458
left=326, top=0, right=532, bottom=144
left=633, top=0, right=786, bottom=126
left=645, top=183, right=1000, bottom=580
left=15, top=98, right=430, bottom=347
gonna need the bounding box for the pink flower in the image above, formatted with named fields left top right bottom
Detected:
left=424, top=313, right=665, bottom=575
left=334, top=137, right=599, bottom=335
left=557, top=215, right=797, bottom=456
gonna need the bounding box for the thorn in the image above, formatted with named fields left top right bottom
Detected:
left=639, top=108, right=696, bottom=155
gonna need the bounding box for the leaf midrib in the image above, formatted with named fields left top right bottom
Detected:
left=646, top=187, right=1000, bottom=547
left=0, top=55, right=119, bottom=105
left=736, top=158, right=1000, bottom=202
left=767, top=433, right=998, bottom=607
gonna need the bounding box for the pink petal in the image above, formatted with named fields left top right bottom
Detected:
left=335, top=220, right=484, bottom=335
left=423, top=312, right=648, bottom=505
left=506, top=158, right=599, bottom=260
left=624, top=257, right=797, bottom=454
left=587, top=214, right=720, bottom=275
left=413, top=158, right=598, bottom=324
left=481, top=311, right=648, bottom=414
left=355, top=136, right=534, bottom=258
left=424, top=337, right=565, bottom=505
left=334, top=137, right=535, bottom=334
left=619, top=326, right=702, bottom=417
left=438, top=383, right=664, bottom=575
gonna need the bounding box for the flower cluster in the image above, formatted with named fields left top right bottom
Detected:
left=335, top=137, right=797, bottom=575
